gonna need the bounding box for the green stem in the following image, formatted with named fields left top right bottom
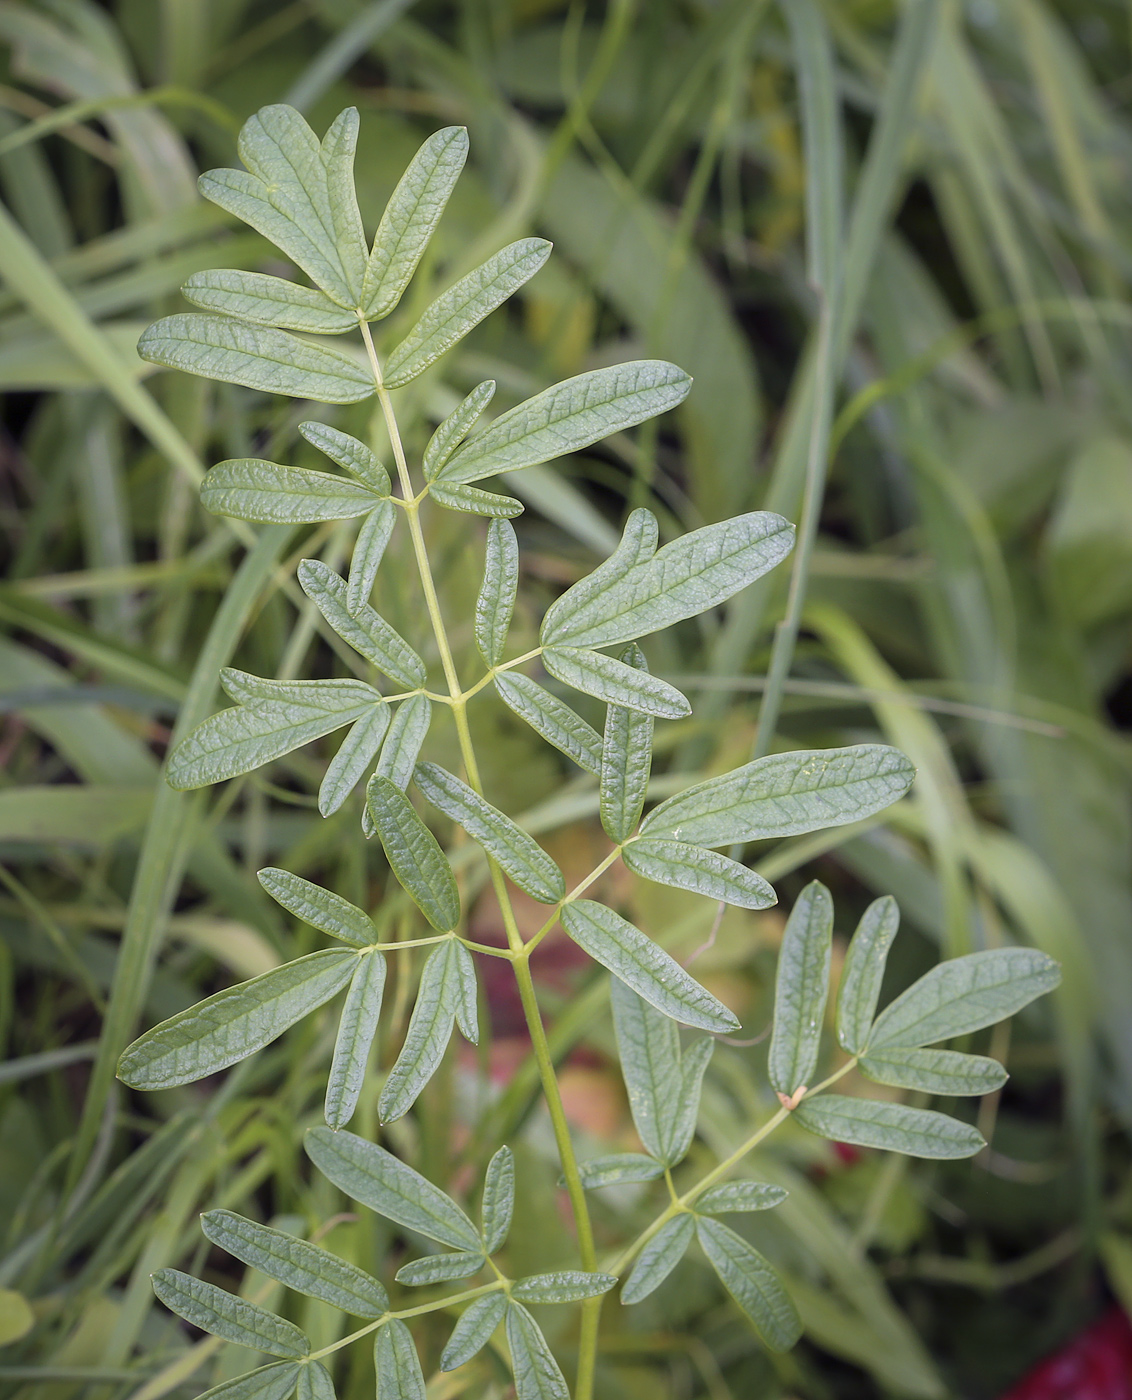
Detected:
left=306, top=1282, right=504, bottom=1361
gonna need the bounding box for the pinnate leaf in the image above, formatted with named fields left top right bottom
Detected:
left=768, top=881, right=833, bottom=1097
left=424, top=381, right=496, bottom=480
left=374, top=1320, right=425, bottom=1400
left=476, top=520, right=519, bottom=667
left=298, top=559, right=425, bottom=687
left=695, top=1181, right=789, bottom=1215
left=318, top=703, right=391, bottom=817
left=183, top=270, right=357, bottom=334
left=482, top=1145, right=514, bottom=1253
left=510, top=1272, right=616, bottom=1305
left=859, top=1047, right=1008, bottom=1096
left=151, top=1268, right=309, bottom=1358
left=836, top=896, right=899, bottom=1054
left=441, top=1292, right=507, bottom=1371
left=395, top=1251, right=484, bottom=1286
left=430, top=481, right=523, bottom=517
left=694, top=1218, right=801, bottom=1352
left=257, top=868, right=375, bottom=947
left=793, top=1094, right=986, bottom=1158
left=348, top=502, right=397, bottom=613
left=493, top=672, right=602, bottom=775
left=623, top=837, right=775, bottom=909
left=621, top=1214, right=694, bottom=1305
left=375, top=695, right=432, bottom=792
left=600, top=644, right=653, bottom=840
left=325, top=949, right=386, bottom=1129
left=379, top=939, right=477, bottom=1122
left=298, top=422, right=390, bottom=494
left=366, top=776, right=460, bottom=931
left=505, top=1303, right=570, bottom=1400
left=200, top=459, right=382, bottom=523
left=542, top=645, right=690, bottom=719
left=577, top=1153, right=665, bottom=1188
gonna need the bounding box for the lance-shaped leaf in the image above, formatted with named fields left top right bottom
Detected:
left=768, top=881, right=833, bottom=1097
left=641, top=745, right=916, bottom=847
left=441, top=1292, right=507, bottom=1371
left=600, top=644, right=653, bottom=841
left=612, top=982, right=716, bottom=1164
left=200, top=105, right=366, bottom=306
left=384, top=239, right=552, bottom=386
left=362, top=126, right=469, bottom=318
left=577, top=1153, right=665, bottom=1188
left=298, top=560, right=425, bottom=687
left=430, top=481, right=523, bottom=517
left=325, top=949, right=387, bottom=1129
left=482, top=1145, right=514, bottom=1253
left=318, top=703, right=391, bottom=817
left=505, top=1303, right=570, bottom=1400
left=200, top=1210, right=388, bottom=1317
left=138, top=315, right=373, bottom=402
left=374, top=1320, right=425, bottom=1400
left=194, top=1363, right=302, bottom=1400
left=835, top=896, right=899, bottom=1055
left=493, top=672, right=602, bottom=775
left=304, top=1126, right=480, bottom=1250
left=413, top=762, right=565, bottom=904
left=118, top=949, right=357, bottom=1089
left=475, top=520, right=519, bottom=667
left=695, top=1181, right=789, bottom=1215
left=182, top=270, right=357, bottom=334
left=868, top=948, right=1062, bottom=1051
left=376, top=695, right=432, bottom=791
left=348, top=502, right=397, bottom=613
left=511, top=1272, right=616, bottom=1305
left=424, top=380, right=496, bottom=480
left=436, top=361, right=691, bottom=485
left=543, top=511, right=794, bottom=649
left=299, top=422, right=390, bottom=494
left=379, top=939, right=478, bottom=1122
left=257, top=868, right=375, bottom=947
left=794, top=1095, right=986, bottom=1159
left=200, top=459, right=382, bottom=524
left=395, top=1251, right=484, bottom=1286
left=296, top=1362, right=334, bottom=1400
left=859, top=1047, right=1008, bottom=1097
left=621, top=1214, right=694, bottom=1305
left=166, top=681, right=384, bottom=789
left=542, top=646, right=690, bottom=719
left=151, top=1269, right=309, bottom=1358
left=695, top=1218, right=801, bottom=1353
left=623, top=837, right=776, bottom=910
left=365, top=776, right=460, bottom=931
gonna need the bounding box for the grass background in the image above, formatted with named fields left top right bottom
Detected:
left=1, top=1, right=1131, bottom=1397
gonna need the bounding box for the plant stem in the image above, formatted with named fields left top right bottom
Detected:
left=305, top=1282, right=504, bottom=1361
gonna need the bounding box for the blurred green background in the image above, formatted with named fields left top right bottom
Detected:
left=1, top=1, right=1131, bottom=1397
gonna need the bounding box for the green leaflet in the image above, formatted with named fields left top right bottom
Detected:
left=430, top=481, right=523, bottom=517
left=379, top=939, right=478, bottom=1122
left=348, top=502, right=398, bottom=613
left=151, top=1268, right=309, bottom=1358
left=600, top=644, right=653, bottom=841
left=138, top=315, right=373, bottom=402
left=621, top=1214, right=694, bottom=1305
left=395, top=1251, right=484, bottom=1286
left=413, top=762, right=565, bottom=904
left=117, top=949, right=357, bottom=1090
left=296, top=1362, right=335, bottom=1400
left=318, top=703, right=392, bottom=817
left=436, top=362, right=691, bottom=485
left=505, top=1302, right=570, bottom=1400
left=298, top=422, right=390, bottom=494
left=441, top=1292, right=507, bottom=1371
left=200, top=105, right=366, bottom=306
left=835, top=896, right=899, bottom=1055
left=493, top=672, right=603, bottom=775
left=257, top=868, right=375, bottom=947
left=424, top=381, right=496, bottom=480
left=640, top=744, right=916, bottom=846
left=375, top=695, right=432, bottom=791
left=542, top=510, right=794, bottom=649
left=694, top=1218, right=802, bottom=1353
left=200, top=459, right=382, bottom=523
left=768, top=881, right=833, bottom=1097
left=542, top=645, right=691, bottom=719
left=298, top=559, right=425, bottom=687
left=192, top=1363, right=302, bottom=1400
left=365, top=776, right=460, bottom=931
left=793, top=1095, right=987, bottom=1159
left=373, top=1320, right=425, bottom=1400
left=859, top=1047, right=1008, bottom=1096
left=611, top=982, right=716, bottom=1165
left=482, top=1145, right=515, bottom=1253
left=182, top=270, right=357, bottom=334
left=200, top=1210, right=388, bottom=1317
left=325, top=949, right=387, bottom=1129
left=383, top=239, right=552, bottom=386
left=166, top=679, right=383, bottom=789
left=623, top=837, right=776, bottom=909
left=695, top=1181, right=789, bottom=1215
left=868, top=948, right=1062, bottom=1050
left=510, top=1271, right=617, bottom=1304
left=475, top=520, right=519, bottom=667
left=362, top=126, right=469, bottom=319
left=304, top=1126, right=480, bottom=1251
left=577, top=1153, right=666, bottom=1188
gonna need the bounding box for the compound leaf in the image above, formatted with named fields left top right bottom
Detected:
left=695, top=1218, right=801, bottom=1353
left=623, top=837, right=775, bottom=910
left=510, top=1272, right=616, bottom=1305
left=542, top=646, right=690, bottom=719
left=365, top=776, right=459, bottom=931
left=493, top=672, right=602, bottom=775
left=183, top=270, right=357, bottom=334
left=621, top=1214, right=694, bottom=1305
left=257, top=868, right=374, bottom=947
left=379, top=939, right=476, bottom=1122
left=859, top=1047, right=1008, bottom=1097
left=600, top=645, right=653, bottom=841
left=577, top=1153, right=665, bottom=1188
left=836, top=896, right=900, bottom=1055
left=395, top=1252, right=484, bottom=1286
left=375, top=695, right=432, bottom=792
left=475, top=520, right=519, bottom=667
left=482, top=1145, right=515, bottom=1254
left=318, top=703, right=391, bottom=817
left=200, top=459, right=382, bottom=523
left=298, top=560, right=425, bottom=688
left=298, top=422, right=390, bottom=494
left=794, top=1095, right=986, bottom=1158
left=424, top=380, right=496, bottom=480
left=373, top=1320, right=425, bottom=1400
left=441, top=1292, right=507, bottom=1371
left=695, top=1181, right=789, bottom=1216
left=430, top=481, right=523, bottom=517
left=151, top=1269, right=309, bottom=1358
left=348, top=502, right=397, bottom=613
left=768, top=881, right=833, bottom=1097
left=325, top=949, right=386, bottom=1129
left=505, top=1303, right=569, bottom=1400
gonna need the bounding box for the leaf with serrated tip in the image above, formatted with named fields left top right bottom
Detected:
left=440, top=1292, right=507, bottom=1371
left=623, top=837, right=776, bottom=909
left=695, top=1181, right=788, bottom=1215
left=424, top=381, right=496, bottom=480
left=482, top=1145, right=514, bottom=1253
left=695, top=1217, right=801, bottom=1352
left=183, top=270, right=357, bottom=334
left=768, top=881, right=833, bottom=1097
left=493, top=672, right=602, bottom=775
left=600, top=644, right=653, bottom=840
left=836, top=896, right=899, bottom=1054
left=298, top=560, right=425, bottom=688
left=373, top=1320, right=425, bottom=1400
left=318, top=703, right=391, bottom=817
left=348, top=502, right=397, bottom=613
left=859, top=1047, right=1008, bottom=1096
left=794, top=1095, right=986, bottom=1158
left=622, top=1214, right=694, bottom=1305
left=257, top=868, right=374, bottom=947
left=505, top=1303, right=570, bottom=1400
left=430, top=481, right=523, bottom=517
left=200, top=460, right=382, bottom=523
left=542, top=646, right=690, bottom=719
left=475, top=520, right=519, bottom=668
left=325, top=950, right=386, bottom=1129
left=298, top=422, right=389, bottom=494
left=151, top=1269, right=309, bottom=1357
left=379, top=940, right=476, bottom=1122
left=395, top=1251, right=484, bottom=1286
left=365, top=776, right=459, bottom=931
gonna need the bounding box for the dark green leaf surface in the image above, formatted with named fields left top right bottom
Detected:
left=577, top=1153, right=666, bottom=1188
left=424, top=380, right=496, bottom=480
left=151, top=1269, right=309, bottom=1357
left=836, top=896, right=900, bottom=1054
left=349, top=501, right=397, bottom=612
left=493, top=672, right=603, bottom=775
left=375, top=695, right=432, bottom=792
left=475, top=520, right=519, bottom=667
left=365, top=776, right=460, bottom=931
left=441, top=1292, right=507, bottom=1371
left=182, top=270, right=357, bottom=333
left=621, top=1214, right=694, bottom=1304
left=599, top=645, right=653, bottom=841
left=481, top=1145, right=514, bottom=1253
left=430, top=481, right=523, bottom=517
left=859, top=1047, right=1008, bottom=1096
left=318, top=703, right=391, bottom=817
left=505, top=1302, right=570, bottom=1400
left=373, top=1320, right=425, bottom=1400
left=298, top=422, right=390, bottom=494
left=623, top=837, right=776, bottom=909
left=298, top=560, right=425, bottom=687
left=511, top=1271, right=616, bottom=1304
left=768, top=881, right=833, bottom=1096
left=325, top=949, right=386, bottom=1129
left=695, top=1217, right=801, bottom=1352
left=395, top=1251, right=484, bottom=1286
left=379, top=939, right=476, bottom=1122
left=194, top=1363, right=301, bottom=1400
left=542, top=646, right=691, bottom=719
left=200, top=459, right=381, bottom=523
left=793, top=1094, right=986, bottom=1158
left=695, top=1181, right=789, bottom=1215
left=295, top=1361, right=335, bottom=1400
left=257, top=868, right=374, bottom=947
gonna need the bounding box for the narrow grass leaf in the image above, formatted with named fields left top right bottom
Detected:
left=493, top=672, right=602, bottom=775
left=295, top=1362, right=335, bottom=1400
left=348, top=501, right=397, bottom=612
left=511, top=1272, right=616, bottom=1305
left=379, top=940, right=473, bottom=1122
left=395, top=1252, right=484, bottom=1286
left=437, top=362, right=692, bottom=485
left=151, top=1269, right=309, bottom=1358
left=482, top=1145, right=514, bottom=1253
left=414, top=762, right=565, bottom=903
left=441, top=1292, right=507, bottom=1371
left=298, top=422, right=390, bottom=494
left=859, top=1047, right=1008, bottom=1096
left=768, top=881, right=833, bottom=1097
left=376, top=695, right=432, bottom=791
left=836, top=896, right=899, bottom=1054
left=298, top=560, right=425, bottom=686
left=600, top=644, right=653, bottom=840
left=194, top=1363, right=301, bottom=1400
left=118, top=949, right=357, bottom=1089
left=373, top=1320, right=425, bottom=1400
left=794, top=1095, right=986, bottom=1158
left=424, top=380, right=496, bottom=480
left=542, top=646, right=690, bottom=719
left=366, top=776, right=460, bottom=931
left=623, top=838, right=776, bottom=909
left=318, top=703, right=391, bottom=816
left=696, top=1182, right=789, bottom=1216
left=430, top=481, right=523, bottom=517
left=505, top=1303, right=570, bottom=1400
left=257, top=868, right=374, bottom=947
left=325, top=950, right=387, bottom=1129
left=182, top=270, right=357, bottom=334
left=695, top=1218, right=801, bottom=1352
left=641, top=745, right=916, bottom=846
left=577, top=1153, right=665, bottom=1188
left=304, top=1127, right=479, bottom=1250
left=621, top=1214, right=694, bottom=1305
left=200, top=459, right=381, bottom=523
left=384, top=239, right=552, bottom=386
left=200, top=1210, right=388, bottom=1316
left=475, top=520, right=519, bottom=667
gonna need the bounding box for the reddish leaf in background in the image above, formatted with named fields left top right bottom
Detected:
left=999, top=1307, right=1132, bottom=1400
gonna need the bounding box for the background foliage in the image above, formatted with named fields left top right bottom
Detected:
left=0, top=1, right=1130, bottom=1398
